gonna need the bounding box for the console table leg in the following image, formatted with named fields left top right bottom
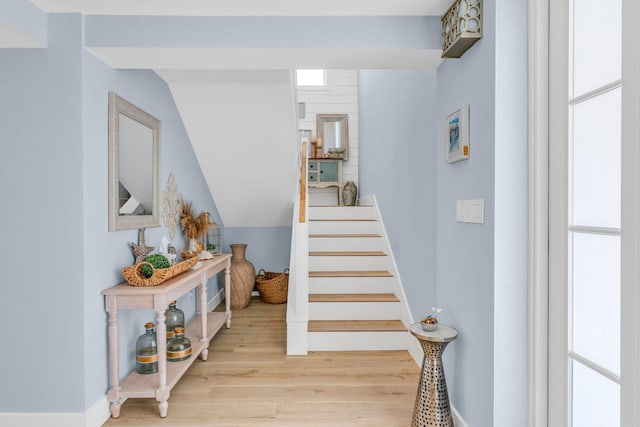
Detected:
left=224, top=265, right=232, bottom=328
left=109, top=400, right=122, bottom=418
left=158, top=399, right=168, bottom=418
left=199, top=277, right=209, bottom=360
left=106, top=302, right=121, bottom=418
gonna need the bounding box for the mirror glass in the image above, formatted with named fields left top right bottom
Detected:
left=317, top=114, right=349, bottom=160
left=109, top=92, right=161, bottom=231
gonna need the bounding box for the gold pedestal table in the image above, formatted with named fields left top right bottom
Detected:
left=409, top=323, right=458, bottom=427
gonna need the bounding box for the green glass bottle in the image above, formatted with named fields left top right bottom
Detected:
left=135, top=322, right=158, bottom=374
left=165, top=301, right=184, bottom=342
left=167, top=326, right=192, bottom=362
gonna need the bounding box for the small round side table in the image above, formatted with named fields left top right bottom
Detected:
left=409, top=323, right=458, bottom=427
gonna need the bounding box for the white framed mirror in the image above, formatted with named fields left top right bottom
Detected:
left=108, top=92, right=161, bottom=231
left=317, top=114, right=349, bottom=160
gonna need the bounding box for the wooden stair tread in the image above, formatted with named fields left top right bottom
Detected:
left=309, top=234, right=382, bottom=238
left=309, top=293, right=399, bottom=303
left=309, top=270, right=394, bottom=278
left=309, top=251, right=387, bottom=257
left=309, top=219, right=378, bottom=222
left=308, top=320, right=406, bottom=332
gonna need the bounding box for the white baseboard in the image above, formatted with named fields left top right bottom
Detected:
left=452, top=404, right=470, bottom=427
left=207, top=287, right=225, bottom=312
left=0, top=413, right=86, bottom=427
left=0, top=395, right=111, bottom=427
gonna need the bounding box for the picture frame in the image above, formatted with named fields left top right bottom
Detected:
left=445, top=104, right=470, bottom=163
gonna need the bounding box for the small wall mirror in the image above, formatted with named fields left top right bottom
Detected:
left=108, top=92, right=161, bottom=231
left=317, top=114, right=349, bottom=160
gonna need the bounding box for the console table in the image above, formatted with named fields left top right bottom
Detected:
left=102, top=254, right=232, bottom=418
left=308, top=158, right=343, bottom=205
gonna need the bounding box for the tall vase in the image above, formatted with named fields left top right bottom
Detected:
left=229, top=244, right=255, bottom=309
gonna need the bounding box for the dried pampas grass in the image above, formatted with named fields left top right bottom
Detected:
left=181, top=202, right=215, bottom=240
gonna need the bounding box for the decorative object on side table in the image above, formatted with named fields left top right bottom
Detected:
left=165, top=301, right=184, bottom=341
left=161, top=173, right=184, bottom=240
left=180, top=202, right=215, bottom=259
left=342, top=181, right=358, bottom=206
left=229, top=243, right=255, bottom=309
left=121, top=255, right=197, bottom=287
left=135, top=322, right=158, bottom=375
left=255, top=268, right=289, bottom=304
left=167, top=326, right=192, bottom=362
left=420, top=307, right=443, bottom=332
left=130, top=228, right=154, bottom=263
left=201, top=220, right=222, bottom=255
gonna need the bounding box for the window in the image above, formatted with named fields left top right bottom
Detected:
left=295, top=69, right=325, bottom=86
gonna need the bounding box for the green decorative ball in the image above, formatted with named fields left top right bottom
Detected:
left=140, top=254, right=171, bottom=278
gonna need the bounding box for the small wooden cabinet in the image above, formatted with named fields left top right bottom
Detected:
left=102, top=255, right=232, bottom=418
left=308, top=159, right=342, bottom=205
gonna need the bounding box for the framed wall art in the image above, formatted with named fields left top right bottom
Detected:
left=445, top=104, right=470, bottom=163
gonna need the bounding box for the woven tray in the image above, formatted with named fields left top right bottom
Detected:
left=255, top=268, right=289, bottom=304
left=122, top=256, right=198, bottom=287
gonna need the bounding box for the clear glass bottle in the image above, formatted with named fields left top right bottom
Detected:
left=135, top=322, right=158, bottom=374
left=167, top=326, right=192, bottom=362
left=165, top=301, right=184, bottom=341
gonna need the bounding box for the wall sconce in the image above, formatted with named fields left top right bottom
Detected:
left=441, top=0, right=482, bottom=58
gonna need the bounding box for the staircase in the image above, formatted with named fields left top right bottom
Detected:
left=306, top=203, right=413, bottom=352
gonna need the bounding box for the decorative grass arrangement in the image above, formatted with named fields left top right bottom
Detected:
left=180, top=202, right=215, bottom=259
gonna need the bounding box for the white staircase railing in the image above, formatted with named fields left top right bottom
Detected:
left=286, top=140, right=309, bottom=355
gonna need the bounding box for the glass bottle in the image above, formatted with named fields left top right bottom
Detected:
left=135, top=322, right=158, bottom=374
left=165, top=301, right=184, bottom=341
left=167, top=326, right=192, bottom=362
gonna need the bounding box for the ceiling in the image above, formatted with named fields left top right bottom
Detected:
left=30, top=0, right=452, bottom=16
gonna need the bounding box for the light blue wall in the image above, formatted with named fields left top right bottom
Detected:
left=0, top=13, right=84, bottom=413
left=81, top=26, right=222, bottom=407
left=84, top=16, right=442, bottom=50
left=434, top=0, right=528, bottom=425
left=1, top=0, right=48, bottom=46
left=359, top=70, right=438, bottom=319
left=435, top=0, right=497, bottom=423
left=223, top=227, right=292, bottom=273
left=493, top=0, right=528, bottom=425
left=0, top=12, right=223, bottom=412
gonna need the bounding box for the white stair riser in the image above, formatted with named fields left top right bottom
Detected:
left=309, top=276, right=397, bottom=294
left=309, top=302, right=402, bottom=320
left=309, top=220, right=381, bottom=235
left=309, top=206, right=378, bottom=221
left=309, top=255, right=393, bottom=271
left=308, top=331, right=411, bottom=351
left=308, top=236, right=387, bottom=252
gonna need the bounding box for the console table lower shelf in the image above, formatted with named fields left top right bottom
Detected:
left=102, top=254, right=232, bottom=419
left=118, top=312, right=226, bottom=399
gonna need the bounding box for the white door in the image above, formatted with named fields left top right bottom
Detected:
left=548, top=0, right=640, bottom=427
left=548, top=0, right=623, bottom=425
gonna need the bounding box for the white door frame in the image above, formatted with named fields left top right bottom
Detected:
left=527, top=0, right=550, bottom=426
left=620, top=0, right=640, bottom=424
left=529, top=0, right=640, bottom=426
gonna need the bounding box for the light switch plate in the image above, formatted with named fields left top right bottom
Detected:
left=456, top=199, right=485, bottom=223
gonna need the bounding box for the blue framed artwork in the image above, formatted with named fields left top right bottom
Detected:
left=446, top=104, right=470, bottom=163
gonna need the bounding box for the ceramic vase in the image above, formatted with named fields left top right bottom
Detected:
left=229, top=243, right=255, bottom=309
left=343, top=181, right=358, bottom=206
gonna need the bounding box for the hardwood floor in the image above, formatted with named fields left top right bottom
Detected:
left=103, top=297, right=420, bottom=426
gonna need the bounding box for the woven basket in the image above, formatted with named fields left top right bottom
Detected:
left=122, top=256, right=198, bottom=287
left=255, top=268, right=289, bottom=304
